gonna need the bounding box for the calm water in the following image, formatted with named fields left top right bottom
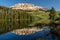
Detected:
left=0, top=28, right=59, bottom=40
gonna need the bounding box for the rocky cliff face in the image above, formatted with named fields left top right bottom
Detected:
left=11, top=3, right=46, bottom=10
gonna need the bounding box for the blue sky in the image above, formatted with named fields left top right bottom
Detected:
left=0, top=0, right=60, bottom=11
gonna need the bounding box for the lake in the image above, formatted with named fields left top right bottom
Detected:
left=0, top=28, right=59, bottom=40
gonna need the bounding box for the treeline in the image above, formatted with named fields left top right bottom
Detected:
left=0, top=6, right=34, bottom=34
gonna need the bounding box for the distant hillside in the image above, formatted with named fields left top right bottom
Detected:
left=11, top=3, right=48, bottom=11
left=0, top=5, right=59, bottom=24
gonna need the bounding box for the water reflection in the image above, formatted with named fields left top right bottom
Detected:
left=0, top=28, right=59, bottom=40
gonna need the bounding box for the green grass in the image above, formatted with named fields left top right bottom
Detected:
left=27, top=11, right=50, bottom=24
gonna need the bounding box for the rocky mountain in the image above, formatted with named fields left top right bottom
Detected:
left=11, top=3, right=48, bottom=11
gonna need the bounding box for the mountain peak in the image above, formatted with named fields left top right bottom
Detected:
left=11, top=3, right=43, bottom=10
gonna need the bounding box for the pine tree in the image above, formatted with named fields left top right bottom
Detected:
left=49, top=7, right=57, bottom=40
left=49, top=7, right=57, bottom=28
